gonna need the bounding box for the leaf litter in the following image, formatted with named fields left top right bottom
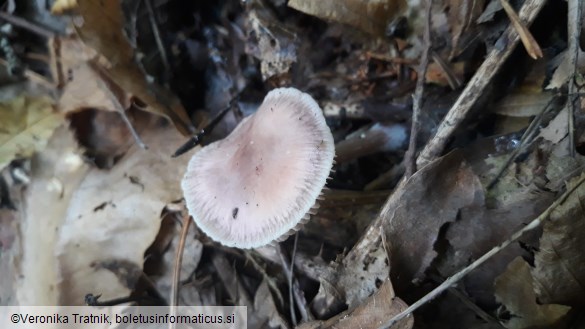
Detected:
left=1, top=0, right=585, bottom=329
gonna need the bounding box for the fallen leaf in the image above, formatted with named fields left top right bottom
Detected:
left=15, top=126, right=89, bottom=305
left=546, top=49, right=585, bottom=90
left=531, top=173, right=585, bottom=306
left=332, top=151, right=484, bottom=307
left=297, top=278, right=413, bottom=329
left=495, top=257, right=570, bottom=329
left=246, top=8, right=297, bottom=81
left=288, top=0, right=406, bottom=36
left=53, top=37, right=129, bottom=115
left=55, top=123, right=193, bottom=304
left=493, top=91, right=553, bottom=117
left=0, top=96, right=62, bottom=171
left=253, top=279, right=290, bottom=329
left=493, top=46, right=551, bottom=117
left=477, top=0, right=503, bottom=23
left=538, top=106, right=569, bottom=144
left=425, top=61, right=465, bottom=87
left=437, top=196, right=553, bottom=307
left=384, top=151, right=484, bottom=293
left=337, top=243, right=390, bottom=307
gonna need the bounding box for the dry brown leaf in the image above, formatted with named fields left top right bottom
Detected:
left=72, top=0, right=194, bottom=135
left=531, top=173, right=585, bottom=306
left=425, top=61, right=465, bottom=87
left=0, top=96, right=62, bottom=171
left=538, top=106, right=569, bottom=144
left=330, top=151, right=484, bottom=309
left=54, top=37, right=129, bottom=114
left=495, top=257, right=570, bottom=329
left=493, top=91, right=553, bottom=117
left=438, top=197, right=553, bottom=306
left=493, top=45, right=551, bottom=118
left=55, top=123, right=193, bottom=304
left=384, top=151, right=484, bottom=293
left=297, top=278, right=413, bottom=329
left=288, top=0, right=406, bottom=36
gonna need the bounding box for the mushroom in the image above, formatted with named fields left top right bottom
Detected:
left=181, top=88, right=335, bottom=248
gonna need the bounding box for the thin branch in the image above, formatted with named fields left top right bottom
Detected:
left=169, top=214, right=191, bottom=329
left=487, top=95, right=557, bottom=189
left=405, top=0, right=432, bottom=177
left=416, top=0, right=548, bottom=168
left=499, top=0, right=543, bottom=59
left=380, top=173, right=585, bottom=328
left=170, top=213, right=191, bottom=307
left=143, top=0, right=171, bottom=76
left=0, top=12, right=55, bottom=38
left=278, top=242, right=314, bottom=324
left=89, top=61, right=147, bottom=149
left=278, top=244, right=297, bottom=326
left=567, top=0, right=583, bottom=157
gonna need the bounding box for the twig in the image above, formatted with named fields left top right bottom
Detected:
left=487, top=95, right=557, bottom=189
left=416, top=0, right=548, bottom=168
left=446, top=286, right=503, bottom=327
left=0, top=12, right=55, bottom=38
left=431, top=50, right=462, bottom=90
left=169, top=214, right=191, bottom=329
left=89, top=61, right=148, bottom=149
left=172, top=93, right=241, bottom=157
left=277, top=245, right=298, bottom=327
left=427, top=273, right=503, bottom=327
left=278, top=241, right=313, bottom=324
left=143, top=0, right=171, bottom=78
left=170, top=213, right=191, bottom=306
left=289, top=234, right=300, bottom=319
left=405, top=0, right=432, bottom=177
left=499, top=0, right=543, bottom=59
left=283, top=241, right=297, bottom=325
left=567, top=0, right=583, bottom=157
left=380, top=173, right=585, bottom=328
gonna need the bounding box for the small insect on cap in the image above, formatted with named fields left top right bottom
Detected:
left=181, top=88, right=335, bottom=249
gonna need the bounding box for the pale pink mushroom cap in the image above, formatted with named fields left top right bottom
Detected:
left=181, top=88, right=335, bottom=248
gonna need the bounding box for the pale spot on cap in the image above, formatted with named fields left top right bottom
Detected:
left=181, top=88, right=335, bottom=248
